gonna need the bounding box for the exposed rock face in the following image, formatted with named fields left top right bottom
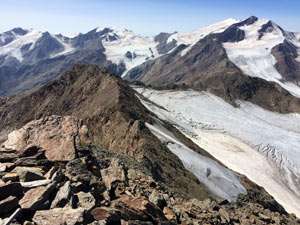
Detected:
left=272, top=40, right=300, bottom=85
left=3, top=115, right=91, bottom=161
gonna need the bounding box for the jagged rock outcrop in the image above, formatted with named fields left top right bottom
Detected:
left=3, top=115, right=90, bottom=161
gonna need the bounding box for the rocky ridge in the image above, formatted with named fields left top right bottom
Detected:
left=0, top=115, right=299, bottom=225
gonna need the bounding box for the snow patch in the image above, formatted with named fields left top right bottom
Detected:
left=167, top=18, right=239, bottom=56
left=51, top=35, right=75, bottom=58
left=101, top=28, right=160, bottom=77
left=223, top=19, right=300, bottom=97
left=135, top=87, right=300, bottom=217
left=0, top=29, right=42, bottom=62
left=145, top=121, right=246, bottom=201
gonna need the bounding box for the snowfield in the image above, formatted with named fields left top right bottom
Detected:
left=98, top=27, right=161, bottom=77
left=135, top=86, right=300, bottom=217
left=223, top=19, right=300, bottom=97
left=146, top=120, right=247, bottom=202
left=167, top=18, right=239, bottom=56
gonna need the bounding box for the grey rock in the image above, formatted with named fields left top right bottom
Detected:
left=51, top=181, right=72, bottom=208
left=0, top=163, right=7, bottom=172
left=76, top=191, right=96, bottom=210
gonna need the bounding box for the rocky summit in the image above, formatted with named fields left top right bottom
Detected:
left=0, top=115, right=299, bottom=225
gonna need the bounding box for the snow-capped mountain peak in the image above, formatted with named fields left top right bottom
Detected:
left=224, top=17, right=300, bottom=97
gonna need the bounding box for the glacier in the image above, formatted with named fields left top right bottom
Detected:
left=135, top=86, right=300, bottom=217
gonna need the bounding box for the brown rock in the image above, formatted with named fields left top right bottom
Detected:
left=100, top=158, right=127, bottom=190
left=51, top=181, right=72, bottom=208
left=149, top=190, right=166, bottom=209
left=76, top=191, right=96, bottom=210
left=163, top=207, right=176, bottom=221
left=2, top=172, right=18, bottom=182
left=113, top=200, right=149, bottom=221
left=259, top=213, right=271, bottom=223
left=219, top=208, right=230, bottom=223
left=3, top=116, right=91, bottom=161
left=19, top=182, right=56, bottom=211
left=33, top=207, right=89, bottom=225
left=91, top=207, right=121, bottom=223
left=0, top=196, right=19, bottom=214
left=121, top=196, right=167, bottom=222
left=0, top=182, right=23, bottom=200
left=12, top=166, right=45, bottom=182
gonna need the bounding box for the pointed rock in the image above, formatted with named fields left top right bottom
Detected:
left=51, top=181, right=72, bottom=208
left=19, top=182, right=56, bottom=211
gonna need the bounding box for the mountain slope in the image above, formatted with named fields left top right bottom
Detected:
left=0, top=64, right=249, bottom=202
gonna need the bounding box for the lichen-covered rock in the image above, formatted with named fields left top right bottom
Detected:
left=3, top=116, right=91, bottom=161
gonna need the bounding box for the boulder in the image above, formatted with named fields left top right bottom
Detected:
left=113, top=199, right=149, bottom=221
left=121, top=196, right=167, bottom=223
left=149, top=190, right=166, bottom=209
left=100, top=158, right=127, bottom=190
left=33, top=207, right=89, bottom=225
left=0, top=182, right=23, bottom=200
left=163, top=207, right=176, bottom=221
left=0, top=196, right=19, bottom=214
left=3, top=116, right=91, bottom=161
left=51, top=181, right=72, bottom=208
left=12, top=166, right=45, bottom=182
left=91, top=207, right=121, bottom=223
left=76, top=191, right=96, bottom=210
left=19, top=182, right=56, bottom=211
left=2, top=172, right=18, bottom=182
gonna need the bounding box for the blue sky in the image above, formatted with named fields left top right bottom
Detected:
left=0, top=0, right=299, bottom=36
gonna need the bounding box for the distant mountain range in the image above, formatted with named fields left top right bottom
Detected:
left=0, top=16, right=299, bottom=98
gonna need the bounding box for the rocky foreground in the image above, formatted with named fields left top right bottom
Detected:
left=0, top=115, right=299, bottom=225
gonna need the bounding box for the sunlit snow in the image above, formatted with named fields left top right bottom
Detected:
left=0, top=29, right=42, bottom=62
left=167, top=18, right=239, bottom=56
left=98, top=27, right=160, bottom=77
left=146, top=120, right=247, bottom=201
left=135, top=86, right=300, bottom=217
left=224, top=19, right=300, bottom=97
